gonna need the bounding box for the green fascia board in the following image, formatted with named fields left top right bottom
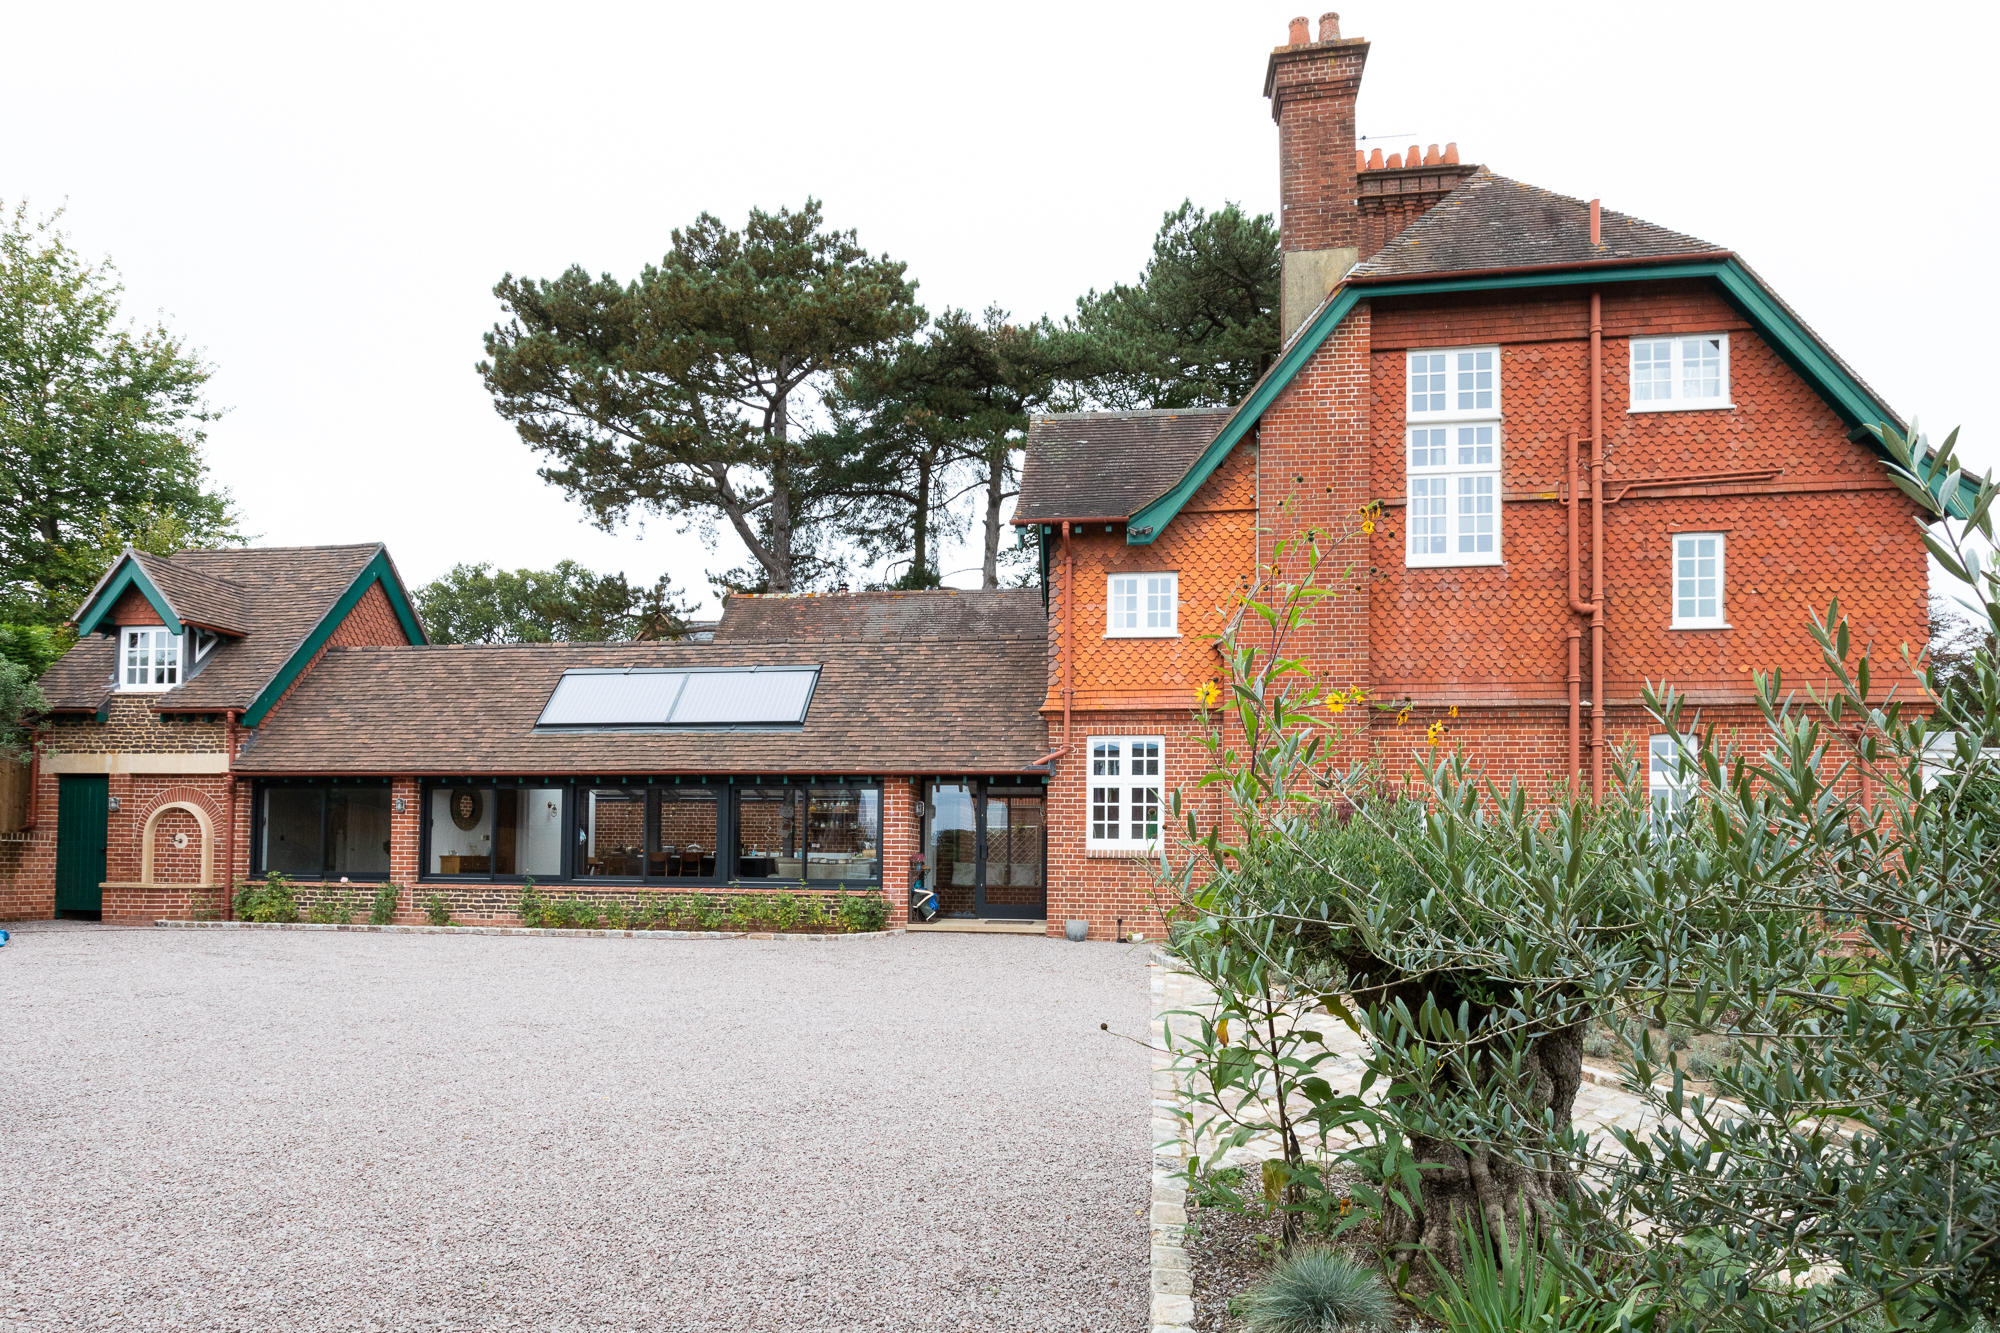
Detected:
left=74, top=557, right=182, bottom=636
left=1128, top=257, right=1930, bottom=542
left=241, top=547, right=427, bottom=727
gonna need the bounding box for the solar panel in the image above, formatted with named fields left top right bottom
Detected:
left=536, top=671, right=687, bottom=727
left=670, top=668, right=818, bottom=726
left=534, top=667, right=818, bottom=729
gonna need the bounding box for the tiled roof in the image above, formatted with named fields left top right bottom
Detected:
left=37, top=636, right=115, bottom=713
left=131, top=551, right=247, bottom=635
left=715, top=589, right=1043, bottom=643
left=40, top=544, right=391, bottom=713
left=1016, top=409, right=1233, bottom=523
left=238, top=639, right=1050, bottom=776
left=1348, top=168, right=1723, bottom=280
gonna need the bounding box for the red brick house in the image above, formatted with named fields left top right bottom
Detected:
left=0, top=15, right=1936, bottom=940
left=1013, top=14, right=1932, bottom=936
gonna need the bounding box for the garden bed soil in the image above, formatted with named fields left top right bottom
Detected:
left=1184, top=1165, right=1429, bottom=1332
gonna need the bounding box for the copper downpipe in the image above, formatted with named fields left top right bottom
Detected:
left=1062, top=521, right=1074, bottom=756
left=1590, top=292, right=1606, bottom=803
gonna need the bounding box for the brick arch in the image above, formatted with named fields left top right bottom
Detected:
left=139, top=787, right=220, bottom=886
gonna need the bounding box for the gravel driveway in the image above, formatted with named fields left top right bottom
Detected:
left=0, top=924, right=1152, bottom=1330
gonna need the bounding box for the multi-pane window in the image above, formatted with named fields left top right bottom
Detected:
left=122, top=627, right=180, bottom=689
left=1087, top=736, right=1163, bottom=851
left=1630, top=335, right=1729, bottom=408
left=258, top=785, right=394, bottom=878
left=1106, top=572, right=1178, bottom=636
left=1672, top=533, right=1726, bottom=628
left=1648, top=734, right=1689, bottom=818
left=1406, top=346, right=1501, bottom=567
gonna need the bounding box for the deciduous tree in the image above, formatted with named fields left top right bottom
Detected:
left=0, top=201, right=244, bottom=626
left=416, top=561, right=699, bottom=644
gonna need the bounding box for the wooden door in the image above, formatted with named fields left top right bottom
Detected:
left=56, top=775, right=108, bottom=915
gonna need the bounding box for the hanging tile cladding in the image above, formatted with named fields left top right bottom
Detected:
left=1366, top=284, right=1926, bottom=703
left=1044, top=447, right=1256, bottom=714
left=47, top=696, right=225, bottom=755
left=238, top=638, right=1049, bottom=775
left=109, top=586, right=164, bottom=626
left=1251, top=302, right=1376, bottom=769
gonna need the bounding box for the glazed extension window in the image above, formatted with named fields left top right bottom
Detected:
left=733, top=787, right=881, bottom=883
left=1672, top=533, right=1727, bottom=628
left=1107, top=572, right=1178, bottom=636
left=1086, top=736, right=1163, bottom=852
left=1406, top=346, right=1502, bottom=568
left=1630, top=335, right=1729, bottom=409
left=256, top=784, right=392, bottom=878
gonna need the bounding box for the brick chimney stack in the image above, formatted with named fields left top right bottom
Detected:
left=1265, top=13, right=1370, bottom=342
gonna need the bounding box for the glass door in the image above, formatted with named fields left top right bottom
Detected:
left=980, top=789, right=1046, bottom=919
left=921, top=782, right=1046, bottom=920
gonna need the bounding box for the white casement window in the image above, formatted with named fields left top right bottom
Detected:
left=121, top=627, right=180, bottom=690
left=1671, top=533, right=1727, bottom=628
left=1649, top=734, right=1690, bottom=818
left=1106, top=572, right=1178, bottom=637
left=1630, top=334, right=1729, bottom=410
left=1086, top=736, right=1163, bottom=851
left=1406, top=346, right=1502, bottom=567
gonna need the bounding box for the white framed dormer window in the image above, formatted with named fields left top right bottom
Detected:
left=190, top=628, right=219, bottom=664
left=1406, top=346, right=1502, bottom=567
left=121, top=627, right=180, bottom=690
left=1630, top=334, right=1730, bottom=410
left=1107, top=572, right=1178, bottom=637
left=1671, top=533, right=1728, bottom=628
left=1087, top=736, right=1163, bottom=852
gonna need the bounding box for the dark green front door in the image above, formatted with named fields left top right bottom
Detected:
left=56, top=775, right=108, bottom=915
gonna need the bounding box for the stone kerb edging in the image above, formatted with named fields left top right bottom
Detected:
left=1148, top=951, right=1196, bottom=1333
left=154, top=920, right=905, bottom=943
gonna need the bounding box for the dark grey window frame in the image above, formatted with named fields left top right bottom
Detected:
left=250, top=778, right=394, bottom=881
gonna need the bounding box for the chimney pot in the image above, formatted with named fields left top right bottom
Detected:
left=1318, top=11, right=1340, bottom=41
left=1589, top=198, right=1601, bottom=247
left=1442, top=142, right=1460, bottom=164
left=1356, top=150, right=1368, bottom=172
left=1368, top=147, right=1384, bottom=169
left=1288, top=16, right=1310, bottom=43
left=1385, top=151, right=1402, bottom=169
left=1425, top=143, right=1440, bottom=165
left=1407, top=144, right=1422, bottom=169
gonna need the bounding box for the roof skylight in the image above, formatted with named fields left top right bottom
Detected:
left=534, top=666, right=819, bottom=730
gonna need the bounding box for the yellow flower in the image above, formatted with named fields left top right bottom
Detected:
left=1449, top=705, right=1459, bottom=719
left=1361, top=520, right=1375, bottom=534
left=1330, top=700, right=1345, bottom=714
left=1194, top=681, right=1222, bottom=708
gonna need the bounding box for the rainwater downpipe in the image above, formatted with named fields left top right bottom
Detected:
left=1062, top=520, right=1075, bottom=756
left=1589, top=289, right=1607, bottom=803
left=224, top=709, right=238, bottom=920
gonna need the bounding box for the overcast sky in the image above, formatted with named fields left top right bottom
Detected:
left=7, top=1, right=1995, bottom=614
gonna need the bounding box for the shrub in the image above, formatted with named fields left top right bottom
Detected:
left=805, top=895, right=833, bottom=932
left=728, top=895, right=758, bottom=931
left=771, top=892, right=802, bottom=932
left=1424, top=1212, right=1652, bottom=1333
left=692, top=894, right=724, bottom=931
left=1238, top=1245, right=1393, bottom=1333
left=516, top=879, right=546, bottom=928
left=838, top=888, right=888, bottom=933
left=424, top=892, right=453, bottom=927
left=235, top=873, right=298, bottom=923
left=371, top=883, right=401, bottom=925
left=603, top=897, right=628, bottom=931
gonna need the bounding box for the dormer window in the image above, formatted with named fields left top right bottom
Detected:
left=122, top=627, right=180, bottom=690
left=191, top=628, right=220, bottom=663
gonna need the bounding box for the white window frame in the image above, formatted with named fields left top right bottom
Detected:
left=120, top=626, right=181, bottom=691
left=1670, top=532, right=1728, bottom=629
left=1085, top=735, right=1163, bottom=852
left=1405, top=345, right=1502, bottom=568
left=1649, top=734, right=1691, bottom=819
left=1628, top=333, right=1731, bottom=411
left=1105, top=572, right=1178, bottom=638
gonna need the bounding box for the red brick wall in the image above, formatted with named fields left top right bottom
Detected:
left=1269, top=37, right=1367, bottom=254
